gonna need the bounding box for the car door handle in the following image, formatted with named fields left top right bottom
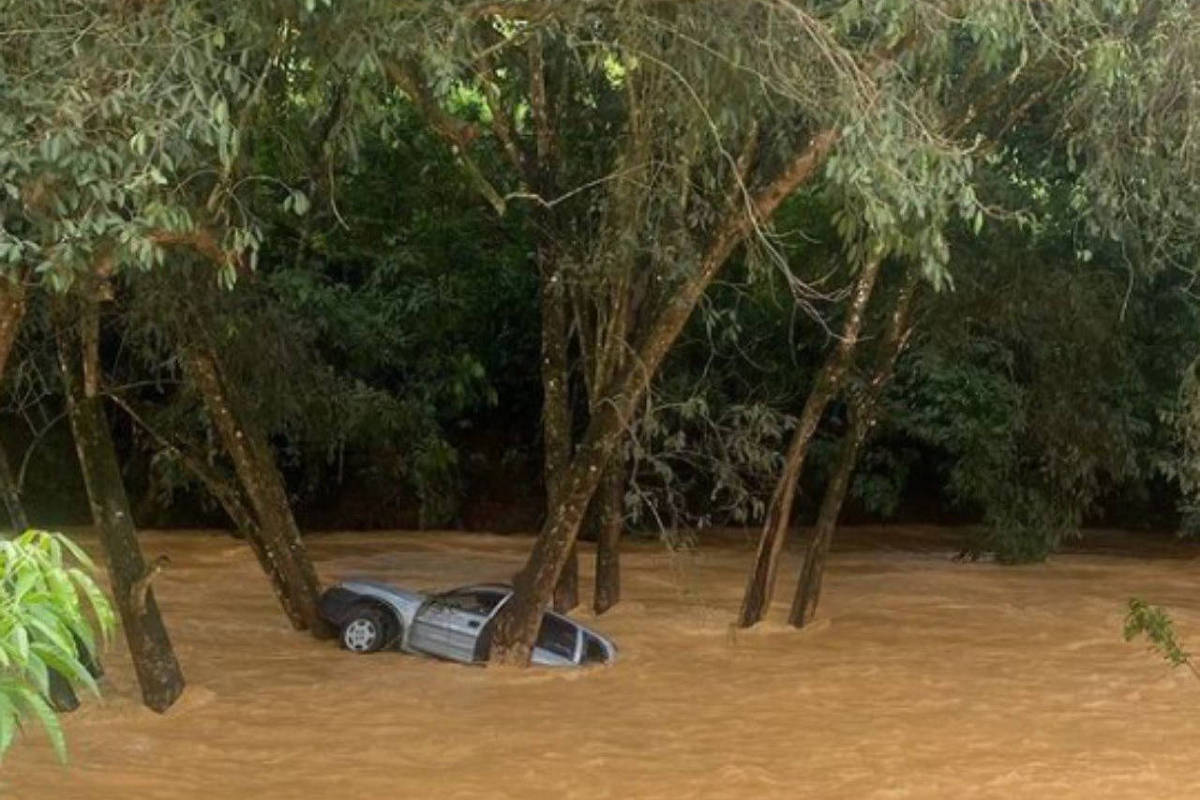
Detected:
left=467, top=620, right=481, bottom=629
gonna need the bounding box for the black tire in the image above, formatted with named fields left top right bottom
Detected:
left=340, top=606, right=395, bottom=654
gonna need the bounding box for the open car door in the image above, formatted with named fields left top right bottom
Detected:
left=411, top=587, right=508, bottom=664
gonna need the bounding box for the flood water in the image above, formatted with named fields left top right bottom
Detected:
left=2, top=526, right=1198, bottom=799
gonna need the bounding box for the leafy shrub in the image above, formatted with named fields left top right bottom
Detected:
left=1124, top=598, right=1199, bottom=681
left=0, top=530, right=114, bottom=762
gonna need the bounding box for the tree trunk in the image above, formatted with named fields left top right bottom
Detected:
left=736, top=254, right=884, bottom=628
left=0, top=274, right=29, bottom=532
left=56, top=301, right=185, bottom=713
left=553, top=544, right=579, bottom=613
left=788, top=416, right=868, bottom=627
left=543, top=256, right=577, bottom=613
left=592, top=460, right=623, bottom=615
left=0, top=273, right=26, bottom=377
left=182, top=345, right=331, bottom=637
left=789, top=268, right=920, bottom=627
left=523, top=31, right=578, bottom=614
left=487, top=129, right=839, bottom=665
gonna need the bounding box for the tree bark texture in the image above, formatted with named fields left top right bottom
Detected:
left=57, top=302, right=185, bottom=713
left=0, top=275, right=29, bottom=532
left=488, top=129, right=839, bottom=665
left=543, top=257, right=577, bottom=613
left=736, top=253, right=884, bottom=628
left=522, top=34, right=580, bottom=614
left=182, top=346, right=331, bottom=637
left=0, top=273, right=26, bottom=378
left=789, top=268, right=921, bottom=627
left=592, top=460, right=624, bottom=615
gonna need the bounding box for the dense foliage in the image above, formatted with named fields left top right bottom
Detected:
left=1, top=0, right=1197, bottom=544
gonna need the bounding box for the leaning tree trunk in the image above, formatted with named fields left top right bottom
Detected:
left=787, top=416, right=869, bottom=628
left=592, top=459, right=624, bottom=615
left=736, top=254, right=883, bottom=628
left=789, top=268, right=920, bottom=628
left=487, top=129, right=839, bottom=665
left=57, top=300, right=184, bottom=712
left=182, top=345, right=331, bottom=637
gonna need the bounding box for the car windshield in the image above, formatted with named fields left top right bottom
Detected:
left=535, top=614, right=578, bottom=660
left=434, top=588, right=506, bottom=616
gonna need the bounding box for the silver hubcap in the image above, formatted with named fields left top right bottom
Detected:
left=344, top=618, right=379, bottom=651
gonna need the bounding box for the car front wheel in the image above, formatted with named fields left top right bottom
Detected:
left=340, top=607, right=393, bottom=653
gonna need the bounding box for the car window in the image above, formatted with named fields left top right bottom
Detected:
left=535, top=615, right=578, bottom=660
left=580, top=633, right=609, bottom=665
left=435, top=589, right=506, bottom=615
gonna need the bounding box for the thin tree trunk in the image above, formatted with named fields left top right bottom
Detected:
left=488, top=129, right=839, bottom=665
left=57, top=299, right=185, bottom=712
left=544, top=256, right=577, bottom=613
left=592, top=460, right=623, bottom=615
left=789, top=269, right=920, bottom=627
left=576, top=75, right=646, bottom=616
left=787, top=416, right=868, bottom=628
left=0, top=274, right=29, bottom=532
left=182, top=345, right=331, bottom=637
left=736, top=254, right=884, bottom=628
left=0, top=273, right=26, bottom=377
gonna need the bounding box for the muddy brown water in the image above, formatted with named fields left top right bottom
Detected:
left=2, top=527, right=1198, bottom=799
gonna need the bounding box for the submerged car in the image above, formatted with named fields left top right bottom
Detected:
left=319, top=580, right=617, bottom=667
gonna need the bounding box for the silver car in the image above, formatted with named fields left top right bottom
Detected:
left=318, top=580, right=617, bottom=667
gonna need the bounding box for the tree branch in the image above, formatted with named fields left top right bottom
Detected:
left=106, top=392, right=259, bottom=537
left=385, top=61, right=509, bottom=216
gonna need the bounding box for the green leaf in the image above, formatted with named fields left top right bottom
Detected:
left=15, top=688, right=66, bottom=763
left=0, top=692, right=17, bottom=757
left=31, top=642, right=98, bottom=698
left=57, top=534, right=95, bottom=572
left=9, top=625, right=29, bottom=664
